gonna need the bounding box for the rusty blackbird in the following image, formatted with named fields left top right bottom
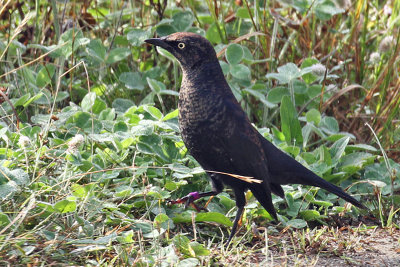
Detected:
left=145, top=32, right=366, bottom=244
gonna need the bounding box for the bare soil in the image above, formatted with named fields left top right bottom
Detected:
left=265, top=227, right=400, bottom=266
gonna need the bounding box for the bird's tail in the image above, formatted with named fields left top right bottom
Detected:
left=250, top=185, right=278, bottom=220
left=261, top=138, right=367, bottom=210
left=298, top=171, right=367, bottom=209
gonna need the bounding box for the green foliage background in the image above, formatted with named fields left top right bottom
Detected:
left=0, top=0, right=399, bottom=265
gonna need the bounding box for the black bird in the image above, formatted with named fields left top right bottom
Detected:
left=145, top=32, right=366, bottom=244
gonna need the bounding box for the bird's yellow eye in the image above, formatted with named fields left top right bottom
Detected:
left=178, top=42, right=185, bottom=49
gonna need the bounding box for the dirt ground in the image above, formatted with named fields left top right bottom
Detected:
left=266, top=227, right=400, bottom=266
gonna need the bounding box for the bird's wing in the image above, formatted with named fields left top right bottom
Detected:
left=220, top=98, right=270, bottom=182
left=218, top=99, right=279, bottom=219
left=218, top=97, right=365, bottom=211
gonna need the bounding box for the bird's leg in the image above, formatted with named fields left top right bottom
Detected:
left=169, top=175, right=224, bottom=211
left=168, top=191, right=218, bottom=211
left=226, top=205, right=244, bottom=245
left=226, top=189, right=246, bottom=245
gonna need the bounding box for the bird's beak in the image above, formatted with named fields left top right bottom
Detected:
left=144, top=37, right=169, bottom=49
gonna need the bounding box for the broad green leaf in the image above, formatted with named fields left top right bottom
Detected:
left=56, top=29, right=89, bottom=58
left=156, top=46, right=176, bottom=61
left=165, top=181, right=178, bottom=191
left=14, top=94, right=31, bottom=107
left=217, top=61, right=228, bottom=76
left=155, top=18, right=174, bottom=26
left=8, top=40, right=26, bottom=56
left=0, top=181, right=19, bottom=201
left=319, top=116, right=339, bottom=134
left=86, top=39, right=106, bottom=63
left=172, top=11, right=194, bottom=32
left=173, top=211, right=194, bottom=224
left=70, top=233, right=117, bottom=245
left=153, top=213, right=172, bottom=229
left=236, top=7, right=252, bottom=19
left=117, top=230, right=134, bottom=244
left=71, top=184, right=89, bottom=198
left=286, top=219, right=307, bottom=229
left=206, top=23, right=222, bottom=44
left=244, top=89, right=276, bottom=108
left=229, top=64, right=250, bottom=81
left=81, top=92, right=96, bottom=111
left=177, top=258, right=199, bottom=267
left=115, top=185, right=133, bottom=197
left=315, top=0, right=345, bottom=21
left=242, top=46, right=254, bottom=62
left=187, top=27, right=205, bottom=36
left=293, top=80, right=308, bottom=94
left=272, top=127, right=286, bottom=141
left=346, top=144, right=378, bottom=152
left=311, top=199, right=334, bottom=207
left=306, top=108, right=321, bottom=125
left=106, top=47, right=130, bottom=64
left=195, top=212, right=233, bottom=226
left=330, top=136, right=350, bottom=162
left=302, top=123, right=314, bottom=147
left=32, top=89, right=54, bottom=105
left=147, top=77, right=165, bottom=93
left=218, top=194, right=236, bottom=210
left=132, top=122, right=155, bottom=136
left=266, top=63, right=301, bottom=84
left=92, top=84, right=106, bottom=96
left=283, top=146, right=300, bottom=157
left=156, top=24, right=176, bottom=36
left=0, top=166, right=29, bottom=187
left=267, top=87, right=290, bottom=103
left=339, top=152, right=375, bottom=172
left=188, top=242, right=210, bottom=256
left=68, top=111, right=91, bottom=128
left=299, top=210, right=322, bottom=221
left=37, top=201, right=55, bottom=212
left=163, top=109, right=179, bottom=121
left=280, top=96, right=303, bottom=145
left=301, top=58, right=320, bottom=84
left=55, top=91, right=69, bottom=102
left=127, top=28, right=151, bottom=46
left=225, top=43, right=243, bottom=65
left=54, top=199, right=77, bottom=213
left=308, top=84, right=323, bottom=98
left=0, top=212, right=10, bottom=227
left=173, top=234, right=191, bottom=256
left=143, top=229, right=166, bottom=239
left=92, top=98, right=107, bottom=114
left=99, top=108, right=115, bottom=121
left=318, top=145, right=332, bottom=166
left=36, top=65, right=55, bottom=87
left=113, top=121, right=128, bottom=132
left=112, top=98, right=135, bottom=113
left=326, top=133, right=354, bottom=142
left=144, top=106, right=162, bottom=120
left=119, top=72, right=144, bottom=90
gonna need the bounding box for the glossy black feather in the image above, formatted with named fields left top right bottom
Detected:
left=145, top=32, right=366, bottom=242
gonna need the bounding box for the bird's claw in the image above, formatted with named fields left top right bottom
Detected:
left=167, top=192, right=208, bottom=212
left=168, top=191, right=200, bottom=206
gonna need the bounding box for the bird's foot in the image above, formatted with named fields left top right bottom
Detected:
left=167, top=192, right=208, bottom=212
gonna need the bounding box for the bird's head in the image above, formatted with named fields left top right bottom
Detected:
left=145, top=32, right=218, bottom=70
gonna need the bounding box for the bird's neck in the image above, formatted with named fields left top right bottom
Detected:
left=181, top=60, right=229, bottom=93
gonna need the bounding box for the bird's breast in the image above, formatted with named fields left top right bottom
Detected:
left=178, top=86, right=233, bottom=154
